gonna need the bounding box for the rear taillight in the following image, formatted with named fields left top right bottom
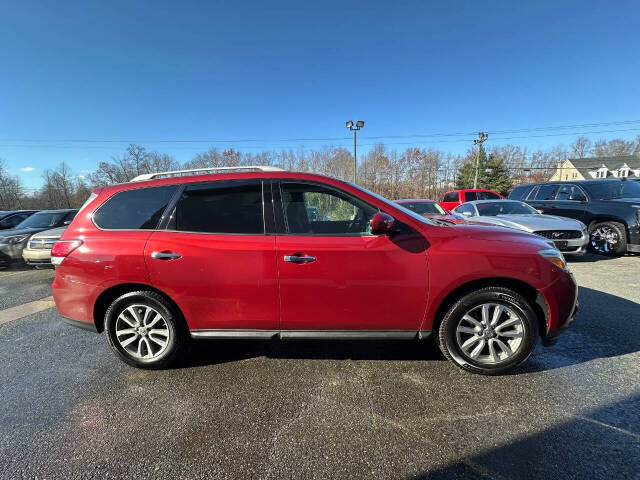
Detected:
left=51, top=240, right=83, bottom=266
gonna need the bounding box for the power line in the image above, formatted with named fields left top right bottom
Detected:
left=2, top=119, right=640, bottom=145
left=2, top=127, right=640, bottom=152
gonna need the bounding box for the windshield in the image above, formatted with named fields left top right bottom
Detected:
left=583, top=180, right=640, bottom=199
left=476, top=201, right=538, bottom=216
left=16, top=211, right=67, bottom=229
left=398, top=201, right=445, bottom=215
left=347, top=183, right=437, bottom=225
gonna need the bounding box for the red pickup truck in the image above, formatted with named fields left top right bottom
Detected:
left=440, top=189, right=504, bottom=211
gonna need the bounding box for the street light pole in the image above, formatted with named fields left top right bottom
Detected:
left=346, top=120, right=365, bottom=184
left=473, top=132, right=488, bottom=189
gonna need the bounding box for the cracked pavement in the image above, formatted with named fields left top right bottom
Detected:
left=0, top=253, right=638, bottom=479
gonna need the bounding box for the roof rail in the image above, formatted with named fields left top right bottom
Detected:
left=130, top=165, right=284, bottom=182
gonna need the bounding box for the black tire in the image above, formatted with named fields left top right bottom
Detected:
left=588, top=221, right=627, bottom=256
left=435, top=287, right=539, bottom=375
left=104, top=291, right=187, bottom=369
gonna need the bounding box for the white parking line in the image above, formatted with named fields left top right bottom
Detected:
left=0, top=296, right=56, bottom=326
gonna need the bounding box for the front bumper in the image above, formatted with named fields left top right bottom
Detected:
left=22, top=248, right=53, bottom=265
left=539, top=270, right=579, bottom=345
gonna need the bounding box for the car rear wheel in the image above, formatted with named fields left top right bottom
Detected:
left=104, top=291, right=187, bottom=369
left=588, top=221, right=626, bottom=256
left=436, top=287, right=539, bottom=375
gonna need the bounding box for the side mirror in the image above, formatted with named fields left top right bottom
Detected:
left=535, top=209, right=544, bottom=214
left=371, top=212, right=396, bottom=235
left=63, top=220, right=71, bottom=225
left=461, top=211, right=472, bottom=217
left=567, top=194, right=586, bottom=202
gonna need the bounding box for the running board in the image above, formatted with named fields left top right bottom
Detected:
left=190, top=329, right=431, bottom=340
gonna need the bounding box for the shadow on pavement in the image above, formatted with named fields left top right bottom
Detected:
left=184, top=338, right=444, bottom=368
left=409, top=393, right=640, bottom=479
left=517, top=285, right=640, bottom=373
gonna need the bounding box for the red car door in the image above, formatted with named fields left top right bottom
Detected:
left=275, top=181, right=429, bottom=333
left=144, top=180, right=279, bottom=332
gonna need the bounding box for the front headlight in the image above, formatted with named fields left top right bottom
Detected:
left=538, top=248, right=567, bottom=270
left=0, top=234, right=30, bottom=245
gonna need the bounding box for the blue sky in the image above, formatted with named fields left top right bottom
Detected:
left=2, top=0, right=640, bottom=189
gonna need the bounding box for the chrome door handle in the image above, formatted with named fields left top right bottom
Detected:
left=151, top=251, right=182, bottom=260
left=284, top=255, right=316, bottom=263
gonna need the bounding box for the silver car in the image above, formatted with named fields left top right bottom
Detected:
left=452, top=200, right=589, bottom=256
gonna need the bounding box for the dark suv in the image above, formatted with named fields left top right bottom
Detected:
left=510, top=179, right=640, bottom=255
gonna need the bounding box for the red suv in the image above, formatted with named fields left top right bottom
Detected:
left=52, top=167, right=577, bottom=375
left=440, top=189, right=504, bottom=211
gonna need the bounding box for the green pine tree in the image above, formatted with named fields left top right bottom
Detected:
left=480, top=153, right=512, bottom=195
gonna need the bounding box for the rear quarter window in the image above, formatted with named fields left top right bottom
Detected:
left=93, top=185, right=177, bottom=230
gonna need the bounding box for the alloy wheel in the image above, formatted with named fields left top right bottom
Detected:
left=590, top=225, right=619, bottom=254
left=455, top=302, right=525, bottom=364
left=115, top=305, right=170, bottom=359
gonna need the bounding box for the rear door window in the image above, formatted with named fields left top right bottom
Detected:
left=533, top=184, right=559, bottom=200
left=93, top=185, right=178, bottom=230
left=170, top=180, right=264, bottom=234
left=464, top=192, right=477, bottom=201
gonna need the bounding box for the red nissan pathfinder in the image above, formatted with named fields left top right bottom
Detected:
left=52, top=167, right=577, bottom=375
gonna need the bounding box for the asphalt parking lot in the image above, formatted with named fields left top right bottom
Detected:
left=0, top=255, right=638, bottom=480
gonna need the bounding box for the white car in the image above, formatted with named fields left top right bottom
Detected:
left=452, top=200, right=589, bottom=256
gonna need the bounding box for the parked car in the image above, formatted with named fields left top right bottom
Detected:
left=440, top=189, right=504, bottom=211
left=0, top=210, right=38, bottom=230
left=394, top=199, right=459, bottom=223
left=451, top=200, right=588, bottom=256
left=22, top=226, right=67, bottom=267
left=52, top=167, right=577, bottom=375
left=0, top=209, right=78, bottom=267
left=510, top=179, right=640, bottom=256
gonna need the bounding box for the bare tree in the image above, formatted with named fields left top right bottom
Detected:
left=570, top=136, right=592, bottom=158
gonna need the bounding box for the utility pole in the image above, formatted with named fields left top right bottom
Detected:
left=346, top=120, right=365, bottom=183
left=473, top=132, right=488, bottom=189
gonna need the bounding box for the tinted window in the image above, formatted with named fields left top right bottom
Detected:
left=94, top=186, right=177, bottom=230
left=464, top=192, right=477, bottom=201
left=476, top=191, right=500, bottom=200
left=399, top=202, right=445, bottom=215
left=17, top=211, right=70, bottom=229
left=533, top=184, right=559, bottom=200
left=555, top=185, right=586, bottom=201
left=476, top=201, right=538, bottom=216
left=172, top=181, right=263, bottom=234
left=6, top=213, right=30, bottom=226
left=281, top=182, right=377, bottom=235
left=443, top=192, right=459, bottom=202
left=509, top=185, right=532, bottom=200
left=582, top=180, right=640, bottom=199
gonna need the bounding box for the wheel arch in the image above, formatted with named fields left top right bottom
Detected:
left=430, top=277, right=548, bottom=338
left=93, top=283, right=187, bottom=333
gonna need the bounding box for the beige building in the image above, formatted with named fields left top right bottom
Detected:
left=550, top=155, right=640, bottom=181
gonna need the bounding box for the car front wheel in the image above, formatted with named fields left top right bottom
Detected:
left=436, top=287, right=539, bottom=375
left=104, top=291, right=187, bottom=369
left=588, top=221, right=627, bottom=256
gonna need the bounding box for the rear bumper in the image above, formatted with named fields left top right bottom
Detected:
left=52, top=271, right=98, bottom=328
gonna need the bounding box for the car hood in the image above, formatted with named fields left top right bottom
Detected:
left=30, top=226, right=67, bottom=239
left=0, top=227, right=44, bottom=237
left=468, top=214, right=584, bottom=232
left=449, top=224, right=553, bottom=247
